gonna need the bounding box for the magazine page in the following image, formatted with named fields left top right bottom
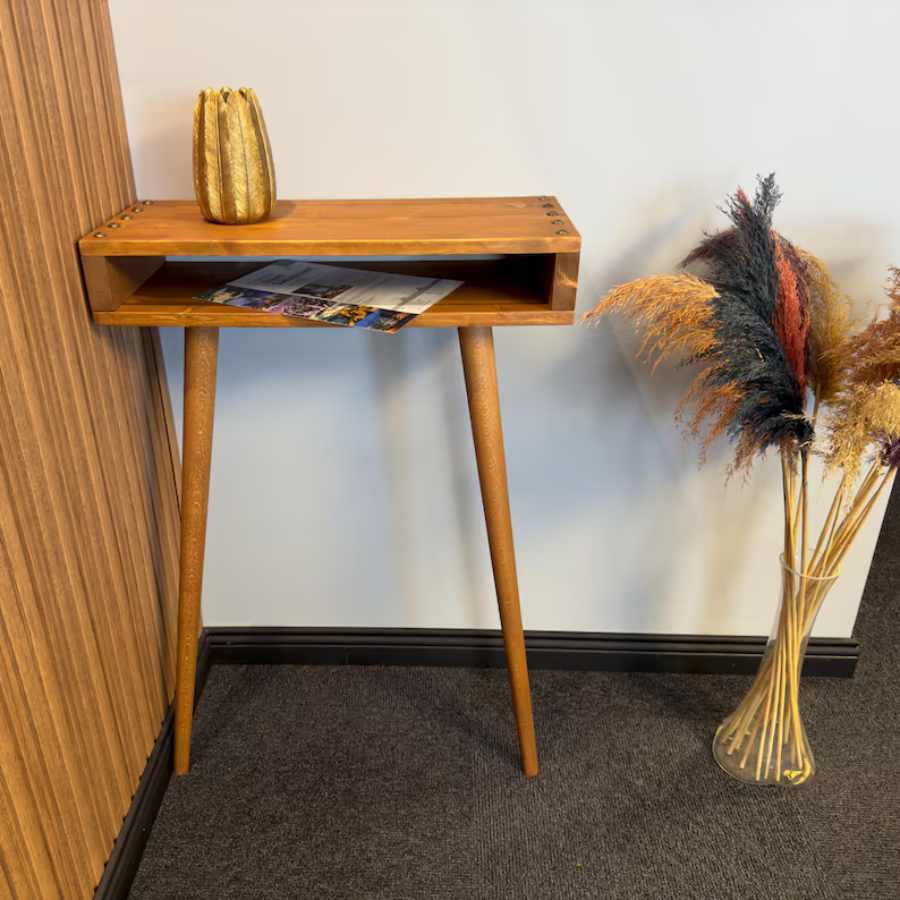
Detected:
left=195, top=259, right=463, bottom=332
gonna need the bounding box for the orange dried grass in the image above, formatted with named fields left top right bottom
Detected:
left=583, top=275, right=755, bottom=466
left=581, top=274, right=720, bottom=368
left=678, top=366, right=744, bottom=462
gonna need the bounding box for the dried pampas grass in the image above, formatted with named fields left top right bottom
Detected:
left=820, top=267, right=900, bottom=481
left=826, top=382, right=900, bottom=482
left=799, top=250, right=854, bottom=404
left=586, top=176, right=814, bottom=473
left=583, top=176, right=900, bottom=786
left=586, top=178, right=900, bottom=485
left=880, top=434, right=900, bottom=470
left=773, top=237, right=810, bottom=394
left=839, top=269, right=900, bottom=388
left=581, top=274, right=719, bottom=368
left=681, top=176, right=811, bottom=464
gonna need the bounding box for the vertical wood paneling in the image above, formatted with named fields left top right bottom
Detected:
left=0, top=2, right=181, bottom=897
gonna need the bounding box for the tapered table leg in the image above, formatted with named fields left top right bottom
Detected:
left=458, top=326, right=538, bottom=777
left=174, top=327, right=219, bottom=775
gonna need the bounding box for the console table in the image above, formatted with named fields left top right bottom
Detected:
left=79, top=197, right=581, bottom=777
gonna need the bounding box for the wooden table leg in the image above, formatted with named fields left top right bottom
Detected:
left=458, top=326, right=538, bottom=777
left=174, top=326, right=219, bottom=775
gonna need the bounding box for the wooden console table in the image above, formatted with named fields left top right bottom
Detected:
left=79, top=197, right=581, bottom=777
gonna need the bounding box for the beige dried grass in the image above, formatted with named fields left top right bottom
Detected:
left=798, top=249, right=853, bottom=404
left=826, top=382, right=900, bottom=481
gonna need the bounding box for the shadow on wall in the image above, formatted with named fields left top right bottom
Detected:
left=365, top=328, right=487, bottom=627
left=158, top=191, right=891, bottom=634
left=493, top=191, right=716, bottom=631
left=158, top=191, right=745, bottom=634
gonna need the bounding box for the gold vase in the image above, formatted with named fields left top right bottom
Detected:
left=193, top=87, right=276, bottom=225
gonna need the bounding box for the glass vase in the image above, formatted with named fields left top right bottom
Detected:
left=713, top=554, right=840, bottom=786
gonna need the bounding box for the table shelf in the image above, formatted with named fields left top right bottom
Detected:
left=79, top=197, right=581, bottom=327
left=93, top=258, right=573, bottom=328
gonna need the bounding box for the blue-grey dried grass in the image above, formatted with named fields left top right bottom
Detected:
left=681, top=175, right=812, bottom=467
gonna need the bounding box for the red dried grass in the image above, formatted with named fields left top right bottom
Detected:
left=773, top=237, right=809, bottom=395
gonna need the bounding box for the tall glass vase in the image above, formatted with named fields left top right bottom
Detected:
left=713, top=555, right=840, bottom=786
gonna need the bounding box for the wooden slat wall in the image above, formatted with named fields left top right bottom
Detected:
left=0, top=2, right=181, bottom=897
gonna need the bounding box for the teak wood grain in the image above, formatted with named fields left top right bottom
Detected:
left=459, top=327, right=538, bottom=776
left=80, top=194, right=577, bottom=781
left=544, top=252, right=580, bottom=312
left=79, top=197, right=581, bottom=258
left=79, top=197, right=582, bottom=320
left=81, top=255, right=164, bottom=312
left=174, top=328, right=218, bottom=775
left=0, top=3, right=181, bottom=898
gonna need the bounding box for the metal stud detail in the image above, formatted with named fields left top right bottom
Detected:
left=538, top=196, right=549, bottom=201
left=542, top=203, right=554, bottom=208
left=94, top=232, right=106, bottom=238
left=108, top=222, right=121, bottom=228
left=552, top=219, right=564, bottom=225
left=132, top=207, right=144, bottom=212
left=143, top=200, right=154, bottom=205
left=546, top=211, right=559, bottom=216
left=121, top=215, right=132, bottom=220
left=556, top=229, right=570, bottom=235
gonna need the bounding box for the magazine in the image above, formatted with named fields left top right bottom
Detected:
left=195, top=259, right=463, bottom=332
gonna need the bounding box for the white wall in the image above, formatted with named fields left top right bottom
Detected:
left=110, top=0, right=898, bottom=637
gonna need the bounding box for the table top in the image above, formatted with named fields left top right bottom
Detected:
left=79, top=196, right=580, bottom=258
left=80, top=197, right=580, bottom=327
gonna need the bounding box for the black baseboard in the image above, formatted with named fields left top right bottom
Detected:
left=94, top=633, right=211, bottom=900
left=206, top=626, right=859, bottom=678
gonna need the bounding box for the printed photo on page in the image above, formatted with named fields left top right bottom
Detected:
left=225, top=259, right=462, bottom=313
left=195, top=259, right=463, bottom=331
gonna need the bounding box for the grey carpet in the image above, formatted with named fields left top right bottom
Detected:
left=130, top=492, right=900, bottom=899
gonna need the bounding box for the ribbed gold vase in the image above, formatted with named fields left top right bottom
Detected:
left=193, top=87, right=276, bottom=225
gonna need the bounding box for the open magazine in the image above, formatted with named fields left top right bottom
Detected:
left=195, top=259, right=463, bottom=332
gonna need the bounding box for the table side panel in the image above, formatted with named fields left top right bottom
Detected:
left=81, top=255, right=164, bottom=312
left=546, top=252, right=580, bottom=311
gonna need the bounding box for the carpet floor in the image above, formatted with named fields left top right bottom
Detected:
left=130, top=494, right=900, bottom=899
